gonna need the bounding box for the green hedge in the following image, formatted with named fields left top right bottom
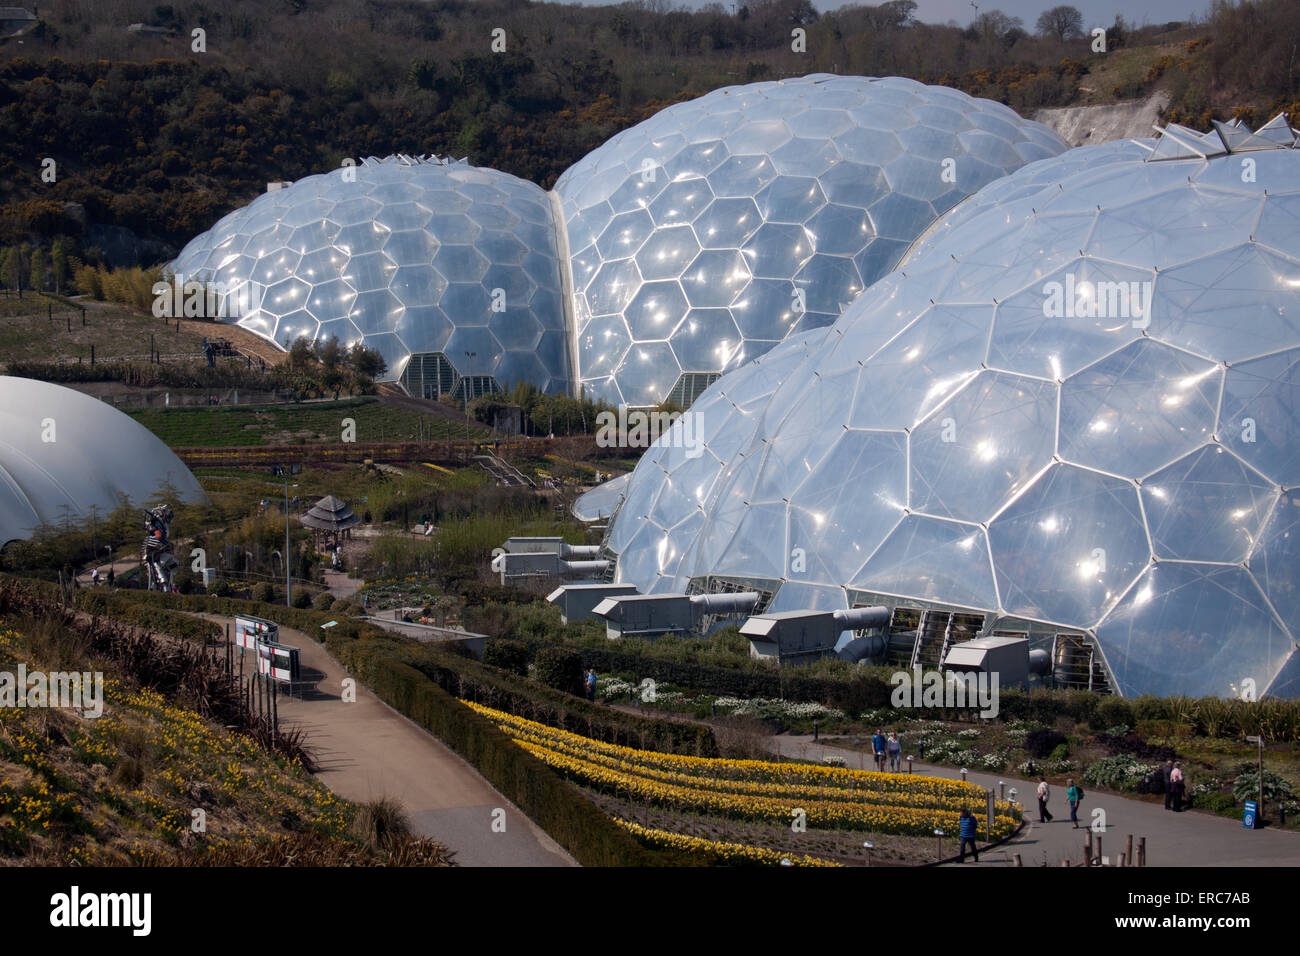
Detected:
left=509, top=635, right=896, bottom=716
left=336, top=643, right=685, bottom=867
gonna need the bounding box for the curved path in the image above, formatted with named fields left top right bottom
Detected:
left=201, top=614, right=575, bottom=867
left=768, top=735, right=1300, bottom=867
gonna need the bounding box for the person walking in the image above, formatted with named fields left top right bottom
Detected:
left=887, top=731, right=902, bottom=772
left=584, top=668, right=598, bottom=702
left=1036, top=777, right=1053, bottom=823
left=90, top=568, right=100, bottom=586
left=871, top=729, right=887, bottom=772
left=1066, top=778, right=1084, bottom=828
left=1162, top=759, right=1175, bottom=810
left=958, top=808, right=979, bottom=863
left=1170, top=762, right=1185, bottom=812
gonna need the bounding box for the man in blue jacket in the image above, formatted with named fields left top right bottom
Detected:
left=958, top=808, right=979, bottom=863
left=871, top=729, right=887, bottom=771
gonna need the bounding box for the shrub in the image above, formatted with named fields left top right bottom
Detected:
left=313, top=591, right=336, bottom=611
left=534, top=646, right=584, bottom=696
left=1049, top=742, right=1071, bottom=762
left=252, top=582, right=275, bottom=603
left=292, top=589, right=312, bottom=609
left=1095, top=696, right=1136, bottom=730
left=1025, top=728, right=1068, bottom=758
left=1231, top=767, right=1294, bottom=805
left=1082, top=754, right=1160, bottom=792
left=482, top=638, right=531, bottom=677
left=1198, top=792, right=1237, bottom=814
left=206, top=580, right=230, bottom=598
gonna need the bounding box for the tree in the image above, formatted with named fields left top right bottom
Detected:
left=50, top=239, right=68, bottom=293
left=289, top=336, right=315, bottom=369
left=0, top=248, right=18, bottom=290
left=28, top=247, right=46, bottom=292
left=971, top=9, right=1023, bottom=40
left=1036, top=5, right=1084, bottom=41
left=316, top=334, right=343, bottom=369
left=346, top=342, right=387, bottom=378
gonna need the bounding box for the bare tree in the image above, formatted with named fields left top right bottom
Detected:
left=1036, top=5, right=1085, bottom=41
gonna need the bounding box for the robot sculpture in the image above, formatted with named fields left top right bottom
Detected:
left=142, top=504, right=179, bottom=592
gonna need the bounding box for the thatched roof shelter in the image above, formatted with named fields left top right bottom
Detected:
left=300, top=495, right=360, bottom=533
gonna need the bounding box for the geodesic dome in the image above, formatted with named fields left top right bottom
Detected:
left=170, top=76, right=1067, bottom=404
left=0, top=377, right=207, bottom=547
left=556, top=74, right=1068, bottom=406
left=170, top=156, right=571, bottom=396
left=584, top=117, right=1300, bottom=699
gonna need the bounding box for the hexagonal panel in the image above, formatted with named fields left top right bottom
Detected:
left=1096, top=563, right=1293, bottom=698
left=989, top=463, right=1150, bottom=627
left=1140, top=445, right=1277, bottom=563
left=910, top=371, right=1058, bottom=523
left=1059, top=339, right=1221, bottom=479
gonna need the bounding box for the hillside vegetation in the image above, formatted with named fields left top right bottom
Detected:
left=0, top=0, right=1297, bottom=267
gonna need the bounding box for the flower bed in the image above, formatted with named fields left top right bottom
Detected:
left=612, top=819, right=841, bottom=867
left=466, top=701, right=1020, bottom=839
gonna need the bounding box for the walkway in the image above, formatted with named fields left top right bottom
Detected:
left=201, top=613, right=575, bottom=867
left=768, top=735, right=1300, bottom=867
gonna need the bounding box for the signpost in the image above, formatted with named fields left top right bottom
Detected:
left=234, top=614, right=279, bottom=651
left=256, top=640, right=300, bottom=685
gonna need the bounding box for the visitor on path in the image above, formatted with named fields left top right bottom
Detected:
left=887, top=731, right=902, bottom=772
left=1037, top=777, right=1053, bottom=823
left=1170, top=762, right=1185, bottom=812
left=584, top=668, right=598, bottom=702
left=106, top=567, right=114, bottom=587
left=958, top=808, right=979, bottom=863
left=1066, top=779, right=1084, bottom=828
left=1162, top=759, right=1175, bottom=810
left=90, top=568, right=100, bottom=586
left=871, top=729, right=887, bottom=771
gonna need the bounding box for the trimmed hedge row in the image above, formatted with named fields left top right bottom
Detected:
left=505, top=636, right=896, bottom=715
left=400, top=642, right=719, bottom=757
left=75, top=591, right=222, bottom=644
left=335, top=642, right=684, bottom=867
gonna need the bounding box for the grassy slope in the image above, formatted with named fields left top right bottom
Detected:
left=0, top=294, right=211, bottom=364
left=128, top=396, right=488, bottom=447
left=0, top=617, right=364, bottom=864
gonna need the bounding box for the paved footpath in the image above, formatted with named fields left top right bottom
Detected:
left=769, top=735, right=1300, bottom=867
left=201, top=614, right=575, bottom=867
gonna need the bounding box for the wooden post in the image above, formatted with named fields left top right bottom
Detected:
left=1096, top=835, right=1103, bottom=866
left=1126, top=834, right=1133, bottom=867
left=1137, top=837, right=1146, bottom=867
left=1081, top=843, right=1091, bottom=867
left=66, top=313, right=71, bottom=332
left=1119, top=852, right=1126, bottom=867
left=1013, top=854, right=1022, bottom=867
